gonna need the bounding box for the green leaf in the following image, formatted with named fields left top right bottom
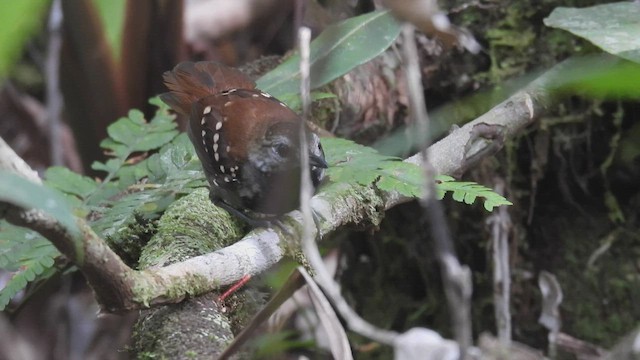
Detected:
left=45, top=166, right=98, bottom=200
left=278, top=91, right=337, bottom=111
left=0, top=0, right=49, bottom=78
left=551, top=56, right=640, bottom=99
left=40, top=256, right=55, bottom=267
left=91, top=191, right=157, bottom=239
left=0, top=221, right=60, bottom=311
left=0, top=171, right=80, bottom=238
left=435, top=175, right=512, bottom=211
left=92, top=102, right=179, bottom=190
left=544, top=3, right=640, bottom=64
left=321, top=138, right=423, bottom=198
left=377, top=161, right=425, bottom=198
left=1, top=98, right=187, bottom=310
left=91, top=158, right=121, bottom=174
left=320, top=140, right=512, bottom=211
left=257, top=10, right=401, bottom=101
left=90, top=133, right=205, bottom=239
left=104, top=109, right=178, bottom=153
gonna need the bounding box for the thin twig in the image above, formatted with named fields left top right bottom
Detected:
left=401, top=24, right=473, bottom=353
left=46, top=0, right=64, bottom=166
left=297, top=26, right=398, bottom=346
left=298, top=27, right=314, bottom=246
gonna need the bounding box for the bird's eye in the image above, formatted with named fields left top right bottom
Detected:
left=275, top=143, right=291, bottom=158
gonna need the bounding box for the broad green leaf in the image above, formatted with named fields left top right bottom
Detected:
left=551, top=56, right=640, bottom=99
left=544, top=2, right=640, bottom=64
left=0, top=171, right=79, bottom=237
left=257, top=10, right=401, bottom=101
left=0, top=0, right=49, bottom=78
left=278, top=91, right=337, bottom=111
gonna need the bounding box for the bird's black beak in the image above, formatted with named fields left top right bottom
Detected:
left=309, top=153, right=328, bottom=169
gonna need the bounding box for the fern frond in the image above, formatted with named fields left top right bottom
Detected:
left=435, top=175, right=513, bottom=211
left=321, top=137, right=423, bottom=197
left=322, top=138, right=512, bottom=211
left=0, top=222, right=60, bottom=311
left=90, top=98, right=179, bottom=192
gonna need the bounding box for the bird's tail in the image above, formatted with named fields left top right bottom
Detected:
left=159, top=61, right=256, bottom=115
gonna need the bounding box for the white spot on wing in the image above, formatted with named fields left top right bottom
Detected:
left=214, top=153, right=219, bottom=161
left=200, top=117, right=206, bottom=125
left=203, top=106, right=212, bottom=114
left=220, top=165, right=226, bottom=173
left=215, top=122, right=222, bottom=130
left=213, top=133, right=219, bottom=143
left=261, top=92, right=272, bottom=98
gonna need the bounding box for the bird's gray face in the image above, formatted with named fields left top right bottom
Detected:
left=246, top=133, right=298, bottom=175
left=249, top=132, right=327, bottom=176
left=240, top=127, right=328, bottom=214
left=245, top=120, right=323, bottom=175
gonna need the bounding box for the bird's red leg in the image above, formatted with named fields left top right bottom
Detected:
left=218, top=274, right=252, bottom=303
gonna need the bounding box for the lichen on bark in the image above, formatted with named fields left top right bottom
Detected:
left=131, top=187, right=253, bottom=359
left=137, top=187, right=244, bottom=269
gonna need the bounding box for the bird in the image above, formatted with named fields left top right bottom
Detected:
left=159, top=61, right=327, bottom=227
